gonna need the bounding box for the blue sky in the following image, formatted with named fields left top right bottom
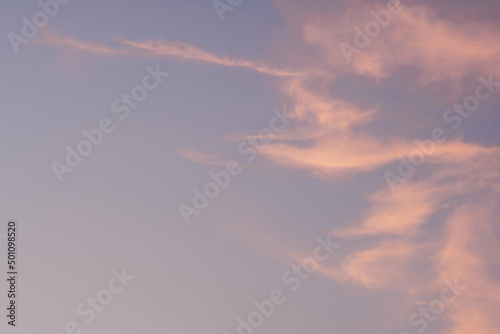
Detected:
left=1, top=1, right=500, bottom=333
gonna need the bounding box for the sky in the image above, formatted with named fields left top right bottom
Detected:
left=0, top=0, right=500, bottom=333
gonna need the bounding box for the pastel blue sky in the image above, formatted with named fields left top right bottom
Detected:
left=1, top=1, right=499, bottom=334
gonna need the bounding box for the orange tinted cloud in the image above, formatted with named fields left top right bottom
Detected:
left=436, top=198, right=500, bottom=334
left=301, top=1, right=500, bottom=86
left=179, top=149, right=228, bottom=167
left=39, top=30, right=300, bottom=76
left=247, top=2, right=500, bottom=333
left=38, top=29, right=131, bottom=56
left=117, top=38, right=301, bottom=77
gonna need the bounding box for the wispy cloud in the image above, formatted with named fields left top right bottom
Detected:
left=179, top=148, right=228, bottom=167
left=39, top=29, right=131, bottom=56
left=240, top=1, right=500, bottom=333
left=301, top=0, right=500, bottom=87
left=38, top=29, right=300, bottom=77
left=117, top=38, right=302, bottom=77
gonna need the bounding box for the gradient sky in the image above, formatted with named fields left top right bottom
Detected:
left=1, top=0, right=500, bottom=333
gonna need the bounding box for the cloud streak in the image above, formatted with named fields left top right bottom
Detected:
left=39, top=29, right=300, bottom=77
left=118, top=38, right=302, bottom=77
left=39, top=29, right=131, bottom=56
